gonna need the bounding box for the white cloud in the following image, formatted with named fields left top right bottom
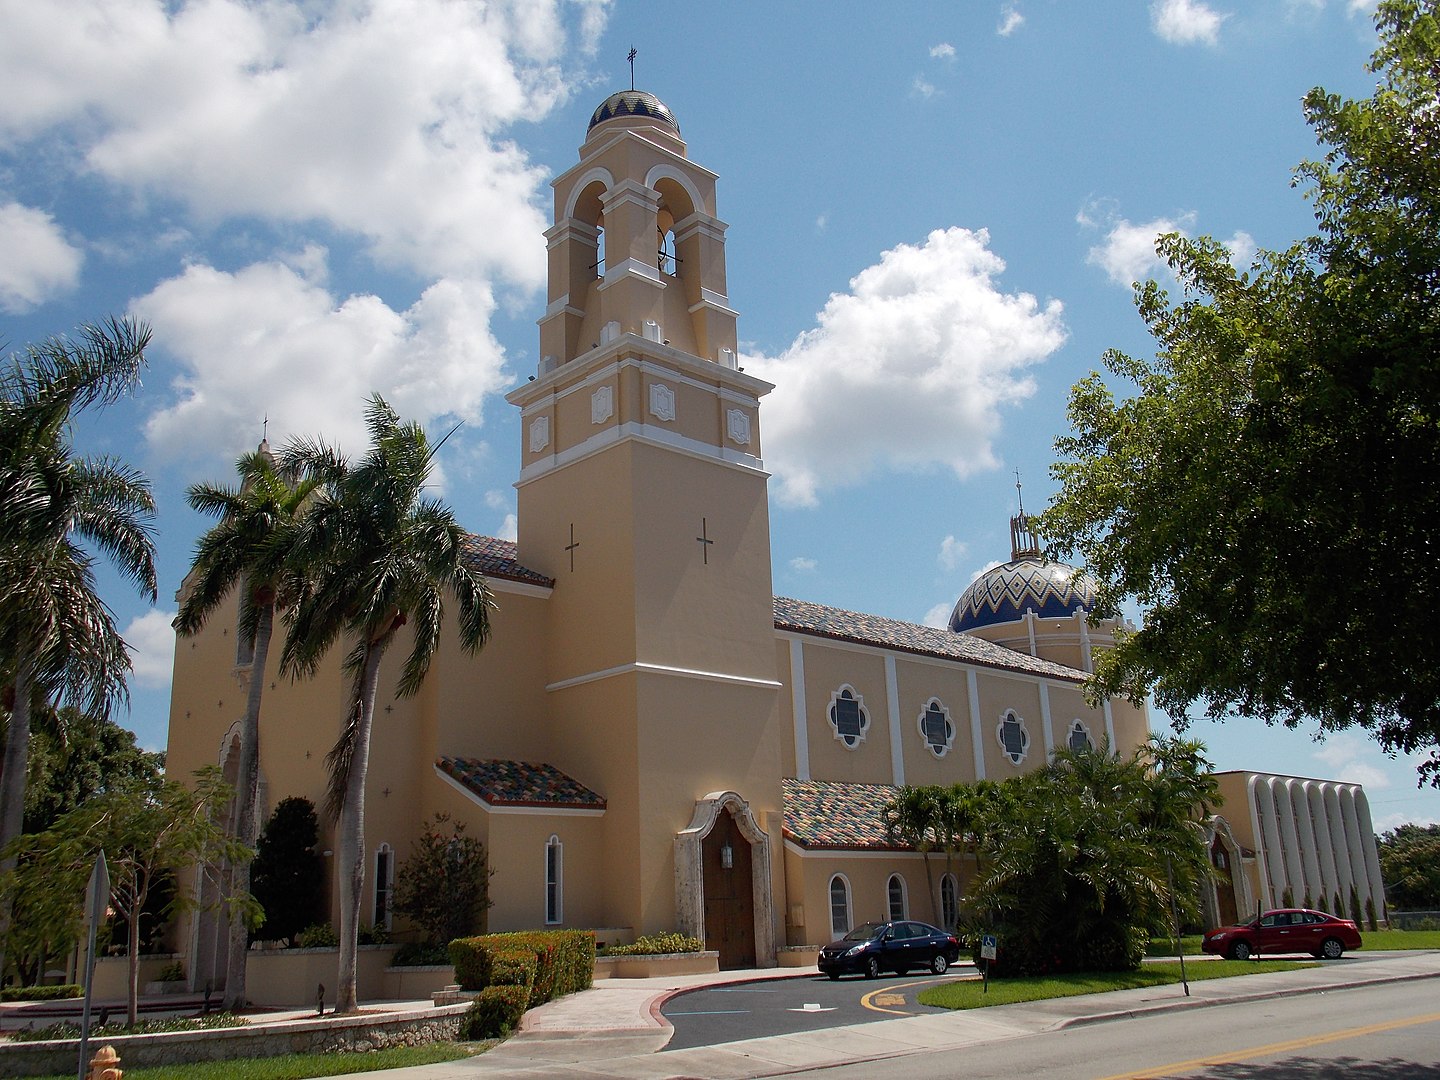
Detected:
left=922, top=601, right=953, bottom=629
left=789, top=556, right=818, bottom=573
left=816, top=213, right=828, bottom=232
left=1084, top=213, right=1191, bottom=287
left=0, top=0, right=607, bottom=284
left=938, top=535, right=966, bottom=572
left=0, top=201, right=84, bottom=312
left=746, top=228, right=1065, bottom=508
left=912, top=77, right=938, bottom=99
left=496, top=513, right=518, bottom=543
left=1224, top=230, right=1257, bottom=272
left=969, top=559, right=1004, bottom=584
left=1150, top=0, right=1228, bottom=45
left=484, top=489, right=510, bottom=511
left=133, top=249, right=509, bottom=469
left=1312, top=732, right=1390, bottom=789
left=998, top=3, right=1025, bottom=36
left=123, top=608, right=177, bottom=688
left=930, top=42, right=956, bottom=58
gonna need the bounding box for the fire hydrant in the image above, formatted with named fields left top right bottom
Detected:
left=88, top=1043, right=122, bottom=1079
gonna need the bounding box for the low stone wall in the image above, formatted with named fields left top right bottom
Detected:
left=777, top=946, right=820, bottom=969
left=593, top=951, right=719, bottom=979
left=0, top=1001, right=472, bottom=1078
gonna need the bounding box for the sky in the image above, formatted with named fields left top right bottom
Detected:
left=3, top=0, right=1436, bottom=831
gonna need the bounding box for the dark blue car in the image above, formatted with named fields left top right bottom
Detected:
left=817, top=920, right=961, bottom=980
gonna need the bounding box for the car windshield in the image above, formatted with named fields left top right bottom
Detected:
left=842, top=922, right=884, bottom=942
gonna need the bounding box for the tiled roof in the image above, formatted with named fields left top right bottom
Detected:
left=782, top=777, right=911, bottom=851
left=774, top=596, right=1084, bottom=681
left=437, top=756, right=606, bottom=810
left=460, top=534, right=554, bottom=589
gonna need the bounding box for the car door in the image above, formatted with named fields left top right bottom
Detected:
left=1255, top=912, right=1291, bottom=953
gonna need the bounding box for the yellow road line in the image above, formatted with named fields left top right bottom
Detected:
left=1096, top=1010, right=1440, bottom=1080
left=860, top=977, right=961, bottom=1015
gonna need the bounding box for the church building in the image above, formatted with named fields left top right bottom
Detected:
left=164, top=88, right=1383, bottom=992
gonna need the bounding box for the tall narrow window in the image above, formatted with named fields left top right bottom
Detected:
left=887, top=874, right=907, bottom=921
left=373, top=844, right=394, bottom=929
left=940, top=873, right=960, bottom=930
left=545, top=835, right=563, bottom=925
left=829, top=875, right=852, bottom=936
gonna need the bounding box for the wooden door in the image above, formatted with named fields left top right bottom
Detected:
left=703, top=811, right=755, bottom=969
left=1211, top=836, right=1239, bottom=926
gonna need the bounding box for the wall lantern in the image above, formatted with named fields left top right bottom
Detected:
left=720, top=841, right=733, bottom=870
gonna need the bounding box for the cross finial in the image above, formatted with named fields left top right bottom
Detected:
left=1015, top=469, right=1025, bottom=515
left=263, top=413, right=269, bottom=440
left=628, top=46, right=637, bottom=90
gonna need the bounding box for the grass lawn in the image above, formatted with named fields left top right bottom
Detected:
left=1145, top=935, right=1204, bottom=956
left=918, top=959, right=1312, bottom=1010
left=28, top=1041, right=482, bottom=1080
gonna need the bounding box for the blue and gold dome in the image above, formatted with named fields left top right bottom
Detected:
left=588, top=90, right=680, bottom=136
left=948, top=513, right=1097, bottom=633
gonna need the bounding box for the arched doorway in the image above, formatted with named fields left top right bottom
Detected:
left=675, top=791, right=777, bottom=969
left=1211, top=834, right=1239, bottom=926
left=702, top=809, right=755, bottom=968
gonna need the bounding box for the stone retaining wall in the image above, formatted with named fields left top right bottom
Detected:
left=0, top=1002, right=472, bottom=1078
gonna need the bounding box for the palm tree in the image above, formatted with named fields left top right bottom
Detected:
left=883, top=786, right=942, bottom=922
left=0, top=317, right=156, bottom=979
left=176, top=446, right=318, bottom=1009
left=277, top=396, right=494, bottom=1013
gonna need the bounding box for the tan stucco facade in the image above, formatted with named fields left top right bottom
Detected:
left=165, top=91, right=1169, bottom=997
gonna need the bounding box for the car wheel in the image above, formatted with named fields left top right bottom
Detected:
left=865, top=956, right=881, bottom=980
left=931, top=953, right=949, bottom=975
left=1320, top=937, right=1344, bottom=960
left=1229, top=941, right=1252, bottom=961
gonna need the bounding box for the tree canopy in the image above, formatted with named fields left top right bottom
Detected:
left=1040, top=1, right=1440, bottom=784
left=1376, top=823, right=1440, bottom=910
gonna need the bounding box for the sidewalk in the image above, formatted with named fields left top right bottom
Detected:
left=341, top=949, right=1440, bottom=1079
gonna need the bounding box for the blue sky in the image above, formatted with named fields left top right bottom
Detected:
left=4, top=0, right=1436, bottom=829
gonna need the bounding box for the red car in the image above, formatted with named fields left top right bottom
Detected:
left=1202, top=908, right=1362, bottom=960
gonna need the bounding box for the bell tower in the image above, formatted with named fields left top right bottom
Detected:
left=506, top=89, right=782, bottom=958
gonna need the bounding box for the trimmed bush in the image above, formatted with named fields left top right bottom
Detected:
left=602, top=932, right=703, bottom=956
left=295, top=923, right=338, bottom=948
left=463, top=984, right=530, bottom=1039
left=449, top=929, right=595, bottom=1004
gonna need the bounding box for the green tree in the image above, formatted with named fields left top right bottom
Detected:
left=278, top=396, right=494, bottom=1012
left=19, top=707, right=164, bottom=834
left=1376, top=823, right=1440, bottom=909
left=969, top=736, right=1216, bottom=975
left=882, top=786, right=942, bottom=923
left=1039, top=1, right=1440, bottom=784
left=3, top=768, right=252, bottom=1023
left=392, top=814, right=491, bottom=946
left=176, top=446, right=318, bottom=1009
left=250, top=796, right=325, bottom=944
left=0, top=316, right=157, bottom=980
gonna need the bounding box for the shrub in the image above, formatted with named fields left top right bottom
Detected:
left=603, top=932, right=704, bottom=956
left=463, top=985, right=529, bottom=1039
left=394, top=814, right=492, bottom=947
left=358, top=923, right=391, bottom=946
left=295, top=923, right=338, bottom=949
left=1282, top=887, right=1295, bottom=908
left=251, top=797, right=325, bottom=945
left=392, top=942, right=452, bottom=967
left=1350, top=884, right=1364, bottom=925
left=449, top=930, right=594, bottom=1004
left=1365, top=896, right=1379, bottom=932
left=156, top=961, right=185, bottom=982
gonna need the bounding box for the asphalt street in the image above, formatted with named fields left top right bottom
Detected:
left=661, top=968, right=969, bottom=1050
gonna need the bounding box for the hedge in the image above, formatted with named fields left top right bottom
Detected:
left=1, top=984, right=83, bottom=1002
left=463, top=984, right=531, bottom=1039
left=449, top=929, right=595, bottom=1005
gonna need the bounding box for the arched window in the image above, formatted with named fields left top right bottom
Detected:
left=829, top=875, right=852, bottom=936
left=545, top=835, right=563, bottom=925
left=373, top=843, right=394, bottom=929
left=828, top=685, right=871, bottom=749
left=887, top=874, right=908, bottom=921
left=940, top=873, right=960, bottom=930
left=1067, top=719, right=1093, bottom=753
left=997, top=710, right=1031, bottom=766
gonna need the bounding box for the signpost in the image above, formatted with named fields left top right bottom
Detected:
left=78, top=851, right=109, bottom=1080
left=980, top=933, right=997, bottom=994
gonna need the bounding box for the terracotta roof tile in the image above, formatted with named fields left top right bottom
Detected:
left=782, top=777, right=911, bottom=851
left=774, top=596, right=1084, bottom=681
left=437, top=756, right=605, bottom=810
left=460, top=534, right=554, bottom=589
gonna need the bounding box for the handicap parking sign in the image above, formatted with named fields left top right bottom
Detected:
left=980, top=934, right=997, bottom=960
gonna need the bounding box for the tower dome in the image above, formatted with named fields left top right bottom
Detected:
left=587, top=89, right=680, bottom=136
left=948, top=511, right=1097, bottom=633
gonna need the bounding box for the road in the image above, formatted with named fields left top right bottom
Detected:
left=661, top=967, right=971, bottom=1050
left=783, top=978, right=1440, bottom=1079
